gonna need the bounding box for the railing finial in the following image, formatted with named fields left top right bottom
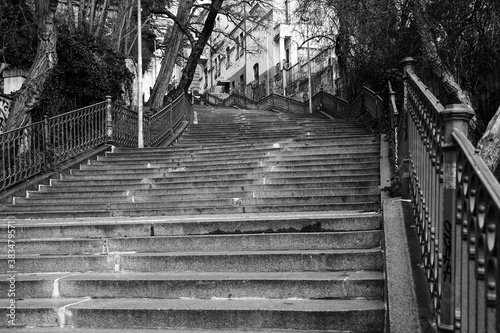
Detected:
left=401, top=57, right=417, bottom=78
left=441, top=104, right=475, bottom=148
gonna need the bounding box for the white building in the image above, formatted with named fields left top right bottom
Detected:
left=200, top=0, right=338, bottom=101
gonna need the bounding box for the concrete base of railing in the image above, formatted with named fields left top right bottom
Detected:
left=0, top=144, right=113, bottom=205
left=380, top=136, right=437, bottom=333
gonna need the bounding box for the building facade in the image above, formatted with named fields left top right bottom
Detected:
left=200, top=0, right=338, bottom=102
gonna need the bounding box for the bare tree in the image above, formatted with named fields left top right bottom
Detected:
left=4, top=0, right=59, bottom=131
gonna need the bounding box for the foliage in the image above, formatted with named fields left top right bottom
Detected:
left=33, top=27, right=133, bottom=120
left=0, top=0, right=37, bottom=69
left=295, top=0, right=500, bottom=126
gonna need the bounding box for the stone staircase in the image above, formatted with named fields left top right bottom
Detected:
left=0, top=105, right=385, bottom=332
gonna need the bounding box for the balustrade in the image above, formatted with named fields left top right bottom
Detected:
left=395, top=57, right=499, bottom=332
left=0, top=94, right=193, bottom=193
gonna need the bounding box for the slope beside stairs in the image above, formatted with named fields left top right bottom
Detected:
left=1, top=105, right=385, bottom=332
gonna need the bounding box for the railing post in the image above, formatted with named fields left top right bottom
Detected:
left=43, top=115, right=51, bottom=167
left=438, top=104, right=475, bottom=332
left=399, top=57, right=417, bottom=197
left=320, top=87, right=324, bottom=111
left=105, top=96, right=113, bottom=143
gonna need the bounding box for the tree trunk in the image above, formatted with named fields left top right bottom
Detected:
left=94, top=0, right=110, bottom=38
left=174, top=0, right=224, bottom=99
left=125, top=58, right=138, bottom=108
left=335, top=23, right=349, bottom=100
left=88, top=0, right=97, bottom=35
left=4, top=0, right=58, bottom=131
left=148, top=0, right=194, bottom=110
left=78, top=0, right=86, bottom=29
left=413, top=0, right=474, bottom=109
left=67, top=0, right=75, bottom=32
left=477, top=105, right=500, bottom=172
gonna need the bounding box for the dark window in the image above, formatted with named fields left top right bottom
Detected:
left=253, top=63, right=259, bottom=82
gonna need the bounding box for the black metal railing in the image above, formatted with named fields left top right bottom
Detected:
left=1, top=94, right=193, bottom=193
left=394, top=57, right=500, bottom=332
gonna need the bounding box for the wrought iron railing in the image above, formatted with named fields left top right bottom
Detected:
left=396, top=57, right=500, bottom=332
left=206, top=89, right=379, bottom=121
left=1, top=94, right=193, bottom=193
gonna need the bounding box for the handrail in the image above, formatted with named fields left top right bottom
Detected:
left=396, top=57, right=500, bottom=332
left=1, top=94, right=193, bottom=193
left=208, top=89, right=381, bottom=122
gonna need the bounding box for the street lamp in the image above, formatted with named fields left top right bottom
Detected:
left=301, top=14, right=313, bottom=114
left=137, top=0, right=144, bottom=148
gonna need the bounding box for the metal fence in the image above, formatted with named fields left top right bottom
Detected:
left=1, top=94, right=193, bottom=193
left=206, top=88, right=379, bottom=121
left=395, top=57, right=500, bottom=332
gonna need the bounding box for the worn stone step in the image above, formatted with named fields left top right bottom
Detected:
left=72, top=162, right=379, bottom=176
left=5, top=193, right=379, bottom=211
left=2, top=248, right=383, bottom=273
left=0, top=271, right=384, bottom=299
left=78, top=161, right=379, bottom=175
left=87, top=155, right=380, bottom=169
left=43, top=175, right=380, bottom=191
left=101, top=146, right=380, bottom=161
left=111, top=137, right=378, bottom=155
left=61, top=169, right=379, bottom=181
left=27, top=186, right=379, bottom=201
left=92, top=154, right=380, bottom=168
left=36, top=182, right=380, bottom=195
left=1, top=298, right=384, bottom=331
left=1, top=231, right=381, bottom=255
left=4, top=212, right=382, bottom=240
left=0, top=329, right=357, bottom=333
left=97, top=151, right=380, bottom=165
left=0, top=202, right=380, bottom=219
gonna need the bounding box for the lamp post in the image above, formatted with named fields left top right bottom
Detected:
left=301, top=14, right=313, bottom=114
left=137, top=0, right=144, bottom=148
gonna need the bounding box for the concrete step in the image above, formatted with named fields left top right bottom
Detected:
left=98, top=148, right=380, bottom=162
left=69, top=165, right=380, bottom=178
left=96, top=151, right=380, bottom=165
left=4, top=212, right=382, bottom=240
left=3, top=248, right=383, bottom=273
left=1, top=231, right=382, bottom=255
left=5, top=193, right=380, bottom=211
left=86, top=155, right=380, bottom=169
left=1, top=298, right=384, bottom=331
left=19, top=327, right=348, bottom=333
left=102, top=146, right=380, bottom=161
left=112, top=136, right=378, bottom=154
left=0, top=271, right=384, bottom=299
left=42, top=175, right=380, bottom=191
left=77, top=161, right=379, bottom=174
left=27, top=186, right=379, bottom=201
left=0, top=202, right=380, bottom=219
left=61, top=169, right=379, bottom=181
left=92, top=154, right=381, bottom=168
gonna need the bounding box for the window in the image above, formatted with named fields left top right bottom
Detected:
left=204, top=68, right=208, bottom=88
left=240, top=74, right=245, bottom=93
left=214, top=57, right=219, bottom=79
left=239, top=32, right=245, bottom=57
left=226, top=47, right=231, bottom=68
left=217, top=55, right=222, bottom=77
left=253, top=63, right=259, bottom=82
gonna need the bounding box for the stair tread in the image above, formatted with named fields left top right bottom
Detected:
left=10, top=248, right=382, bottom=258
left=2, top=297, right=385, bottom=311
left=0, top=270, right=384, bottom=281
